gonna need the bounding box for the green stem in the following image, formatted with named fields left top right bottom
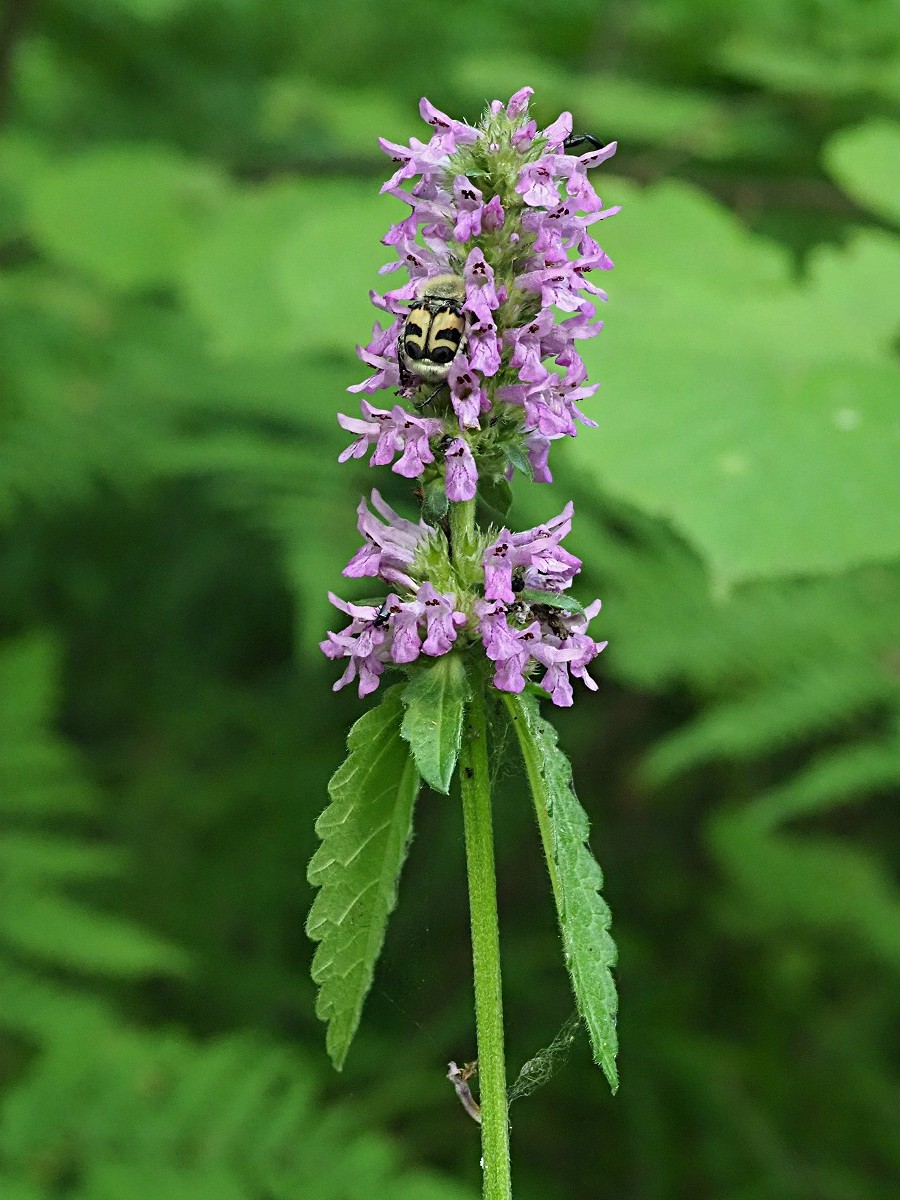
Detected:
left=449, top=497, right=477, bottom=568
left=460, top=683, right=512, bottom=1200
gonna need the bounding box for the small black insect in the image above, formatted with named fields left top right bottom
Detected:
left=373, top=600, right=394, bottom=629
left=563, top=132, right=607, bottom=154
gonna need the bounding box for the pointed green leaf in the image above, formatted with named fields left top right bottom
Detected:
left=306, top=686, right=420, bottom=1069
left=503, top=441, right=533, bottom=479
left=504, top=691, right=619, bottom=1092
left=422, top=480, right=449, bottom=525
left=519, top=589, right=587, bottom=617
left=825, top=119, right=900, bottom=227
left=400, top=657, right=470, bottom=794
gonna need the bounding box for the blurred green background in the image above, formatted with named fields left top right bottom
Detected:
left=1, top=1, right=900, bottom=1197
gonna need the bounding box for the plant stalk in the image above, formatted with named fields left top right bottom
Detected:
left=459, top=683, right=512, bottom=1200
left=449, top=497, right=477, bottom=571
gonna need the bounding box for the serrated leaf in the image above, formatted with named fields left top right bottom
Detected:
left=400, top=657, right=470, bottom=794
left=825, top=119, right=900, bottom=227
left=504, top=691, right=618, bottom=1091
left=306, top=686, right=420, bottom=1069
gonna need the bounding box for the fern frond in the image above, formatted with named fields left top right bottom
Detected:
left=0, top=635, right=186, bottom=1034
left=0, top=1022, right=474, bottom=1200
left=643, top=661, right=896, bottom=784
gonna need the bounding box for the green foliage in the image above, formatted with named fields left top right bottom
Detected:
left=0, top=1017, right=474, bottom=1200
left=0, top=635, right=185, bottom=1035
left=307, top=687, right=421, bottom=1069
left=825, top=119, right=900, bottom=227
left=401, top=657, right=470, bottom=795
left=574, top=176, right=900, bottom=586
left=2, top=0, right=899, bottom=1195
left=26, top=145, right=226, bottom=290
left=505, top=693, right=618, bottom=1093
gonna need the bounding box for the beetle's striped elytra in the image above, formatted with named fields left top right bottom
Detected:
left=399, top=274, right=467, bottom=388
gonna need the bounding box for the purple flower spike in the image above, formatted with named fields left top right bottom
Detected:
left=347, top=88, right=617, bottom=486
left=325, top=90, right=617, bottom=707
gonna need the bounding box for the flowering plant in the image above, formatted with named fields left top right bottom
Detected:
left=308, top=89, right=619, bottom=1200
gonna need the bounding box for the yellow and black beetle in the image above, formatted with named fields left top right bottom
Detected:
left=398, top=274, right=467, bottom=391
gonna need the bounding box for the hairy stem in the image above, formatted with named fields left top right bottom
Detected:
left=449, top=497, right=477, bottom=572
left=460, top=683, right=512, bottom=1200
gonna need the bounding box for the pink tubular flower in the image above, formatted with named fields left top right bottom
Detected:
left=342, top=490, right=432, bottom=589
left=453, top=175, right=487, bottom=242
left=483, top=503, right=580, bottom=603
left=320, top=594, right=392, bottom=698
left=476, top=600, right=541, bottom=694
left=473, top=500, right=606, bottom=705
left=321, top=585, right=466, bottom=699
left=531, top=599, right=607, bottom=707
left=337, top=402, right=443, bottom=477
left=506, top=86, right=535, bottom=119
left=444, top=437, right=478, bottom=501
left=417, top=582, right=467, bottom=655
left=448, top=357, right=490, bottom=430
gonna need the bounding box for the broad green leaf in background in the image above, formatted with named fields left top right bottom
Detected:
left=181, top=180, right=402, bottom=358
left=107, top=0, right=194, bottom=20
left=401, top=656, right=470, bottom=795
left=26, top=145, right=225, bottom=290
left=306, top=686, right=421, bottom=1069
left=260, top=77, right=413, bottom=155
left=505, top=692, right=618, bottom=1092
left=710, top=805, right=900, bottom=972
left=825, top=119, right=900, bottom=227
left=574, top=179, right=900, bottom=585
left=0, top=1181, right=43, bottom=1200
left=716, top=38, right=900, bottom=104
left=84, top=1166, right=248, bottom=1200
